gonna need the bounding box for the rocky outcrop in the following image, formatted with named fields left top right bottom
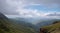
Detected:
left=40, top=28, right=48, bottom=33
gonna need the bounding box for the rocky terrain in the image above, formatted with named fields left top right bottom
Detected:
left=40, top=21, right=60, bottom=33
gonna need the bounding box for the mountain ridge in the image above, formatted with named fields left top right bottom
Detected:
left=0, top=12, right=38, bottom=33
left=40, top=21, right=60, bottom=33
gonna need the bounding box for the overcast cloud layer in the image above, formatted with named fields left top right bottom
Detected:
left=0, top=0, right=60, bottom=18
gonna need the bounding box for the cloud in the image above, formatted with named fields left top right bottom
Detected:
left=0, top=0, right=20, bottom=15
left=17, top=9, right=45, bottom=18
left=41, top=12, right=60, bottom=19
left=20, top=0, right=60, bottom=8
left=46, top=12, right=60, bottom=16
left=22, top=0, right=60, bottom=9
left=0, top=0, right=60, bottom=18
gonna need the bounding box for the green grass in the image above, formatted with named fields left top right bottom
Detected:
left=42, top=21, right=60, bottom=33
left=0, top=19, right=37, bottom=33
left=0, top=13, right=38, bottom=33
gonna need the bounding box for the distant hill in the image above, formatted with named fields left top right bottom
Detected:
left=9, top=18, right=38, bottom=32
left=40, top=21, right=60, bottom=33
left=0, top=12, right=38, bottom=33
left=46, top=13, right=60, bottom=16
left=36, top=19, right=60, bottom=31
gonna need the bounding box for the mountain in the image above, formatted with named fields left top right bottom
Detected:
left=0, top=12, right=38, bottom=33
left=9, top=17, right=41, bottom=24
left=9, top=18, right=38, bottom=32
left=8, top=16, right=55, bottom=24
left=46, top=13, right=60, bottom=16
left=36, top=19, right=60, bottom=30
left=40, top=21, right=60, bottom=33
left=0, top=12, right=11, bottom=33
left=10, top=16, right=60, bottom=31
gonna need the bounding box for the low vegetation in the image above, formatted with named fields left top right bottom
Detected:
left=41, top=21, right=60, bottom=33
left=0, top=13, right=37, bottom=33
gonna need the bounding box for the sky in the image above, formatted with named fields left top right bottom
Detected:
left=0, top=0, right=60, bottom=18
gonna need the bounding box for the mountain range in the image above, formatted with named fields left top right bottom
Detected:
left=46, top=13, right=60, bottom=16
left=0, top=12, right=38, bottom=33
left=0, top=12, right=60, bottom=33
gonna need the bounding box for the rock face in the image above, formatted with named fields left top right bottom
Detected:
left=40, top=28, right=47, bottom=33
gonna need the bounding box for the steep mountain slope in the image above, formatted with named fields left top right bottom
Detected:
left=40, top=21, right=60, bottom=33
left=36, top=19, right=60, bottom=29
left=0, top=12, right=37, bottom=33
left=0, top=12, right=11, bottom=33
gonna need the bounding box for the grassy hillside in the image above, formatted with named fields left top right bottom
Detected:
left=42, top=21, right=60, bottom=33
left=0, top=13, right=37, bottom=33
